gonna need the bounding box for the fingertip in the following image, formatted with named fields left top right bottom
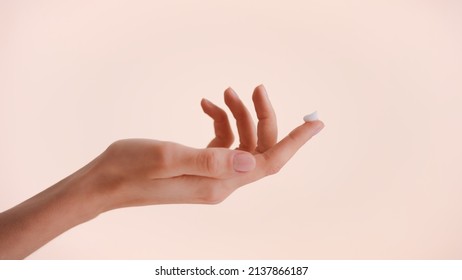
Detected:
left=301, top=119, right=324, bottom=136
left=285, top=120, right=324, bottom=146
left=254, top=83, right=266, bottom=91
left=255, top=84, right=265, bottom=91
left=224, top=87, right=240, bottom=104
left=224, top=89, right=231, bottom=104
left=317, top=122, right=325, bottom=135
left=201, top=98, right=208, bottom=107
left=201, top=98, right=211, bottom=113
left=225, top=86, right=237, bottom=96
left=252, top=84, right=264, bottom=101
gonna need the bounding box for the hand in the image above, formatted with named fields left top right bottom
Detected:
left=90, top=85, right=324, bottom=211
left=0, top=84, right=324, bottom=259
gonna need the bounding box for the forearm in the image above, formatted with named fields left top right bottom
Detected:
left=0, top=160, right=105, bottom=259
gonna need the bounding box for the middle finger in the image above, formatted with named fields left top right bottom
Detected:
left=224, top=87, right=257, bottom=152
left=252, top=84, right=278, bottom=153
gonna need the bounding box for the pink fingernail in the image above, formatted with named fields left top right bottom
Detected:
left=258, top=84, right=269, bottom=99
left=233, top=153, right=256, bottom=172
left=227, top=87, right=239, bottom=98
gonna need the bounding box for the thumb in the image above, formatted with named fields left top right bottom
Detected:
left=174, top=146, right=256, bottom=178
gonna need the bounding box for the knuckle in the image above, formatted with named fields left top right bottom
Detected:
left=107, top=139, right=125, bottom=153
left=196, top=182, right=227, bottom=205
left=265, top=160, right=283, bottom=176
left=198, top=150, right=221, bottom=176
left=154, top=141, right=174, bottom=169
left=224, top=135, right=235, bottom=147
left=104, top=140, right=131, bottom=163
left=287, top=130, right=299, bottom=144
left=216, top=109, right=229, bottom=121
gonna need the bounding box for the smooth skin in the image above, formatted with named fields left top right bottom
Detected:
left=0, top=85, right=324, bottom=259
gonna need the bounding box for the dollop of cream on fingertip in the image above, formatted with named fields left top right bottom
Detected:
left=303, top=111, right=319, bottom=122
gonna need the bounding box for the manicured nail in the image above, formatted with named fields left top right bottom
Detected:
left=233, top=152, right=256, bottom=172
left=227, top=87, right=239, bottom=98
left=303, top=111, right=319, bottom=122
left=258, top=84, right=268, bottom=98
left=202, top=98, right=209, bottom=104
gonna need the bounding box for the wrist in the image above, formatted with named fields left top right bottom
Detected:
left=0, top=157, right=111, bottom=259
left=61, top=154, right=114, bottom=223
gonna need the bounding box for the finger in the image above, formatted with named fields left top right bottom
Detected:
left=252, top=84, right=277, bottom=153
left=224, top=87, right=257, bottom=152
left=222, top=153, right=269, bottom=189
left=201, top=98, right=234, bottom=148
left=262, top=120, right=324, bottom=175
left=224, top=121, right=323, bottom=188
left=163, top=143, right=256, bottom=178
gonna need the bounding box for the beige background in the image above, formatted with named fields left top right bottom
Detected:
left=1, top=0, right=461, bottom=259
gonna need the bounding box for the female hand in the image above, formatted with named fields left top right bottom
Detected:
left=0, top=84, right=324, bottom=259
left=90, top=84, right=325, bottom=211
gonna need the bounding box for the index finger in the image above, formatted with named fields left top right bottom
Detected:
left=227, top=120, right=324, bottom=188
left=262, top=120, right=324, bottom=175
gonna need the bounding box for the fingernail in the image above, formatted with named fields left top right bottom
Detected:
left=227, top=87, right=239, bottom=98
left=303, top=111, right=319, bottom=122
left=233, top=153, right=256, bottom=172
left=258, top=84, right=268, bottom=98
